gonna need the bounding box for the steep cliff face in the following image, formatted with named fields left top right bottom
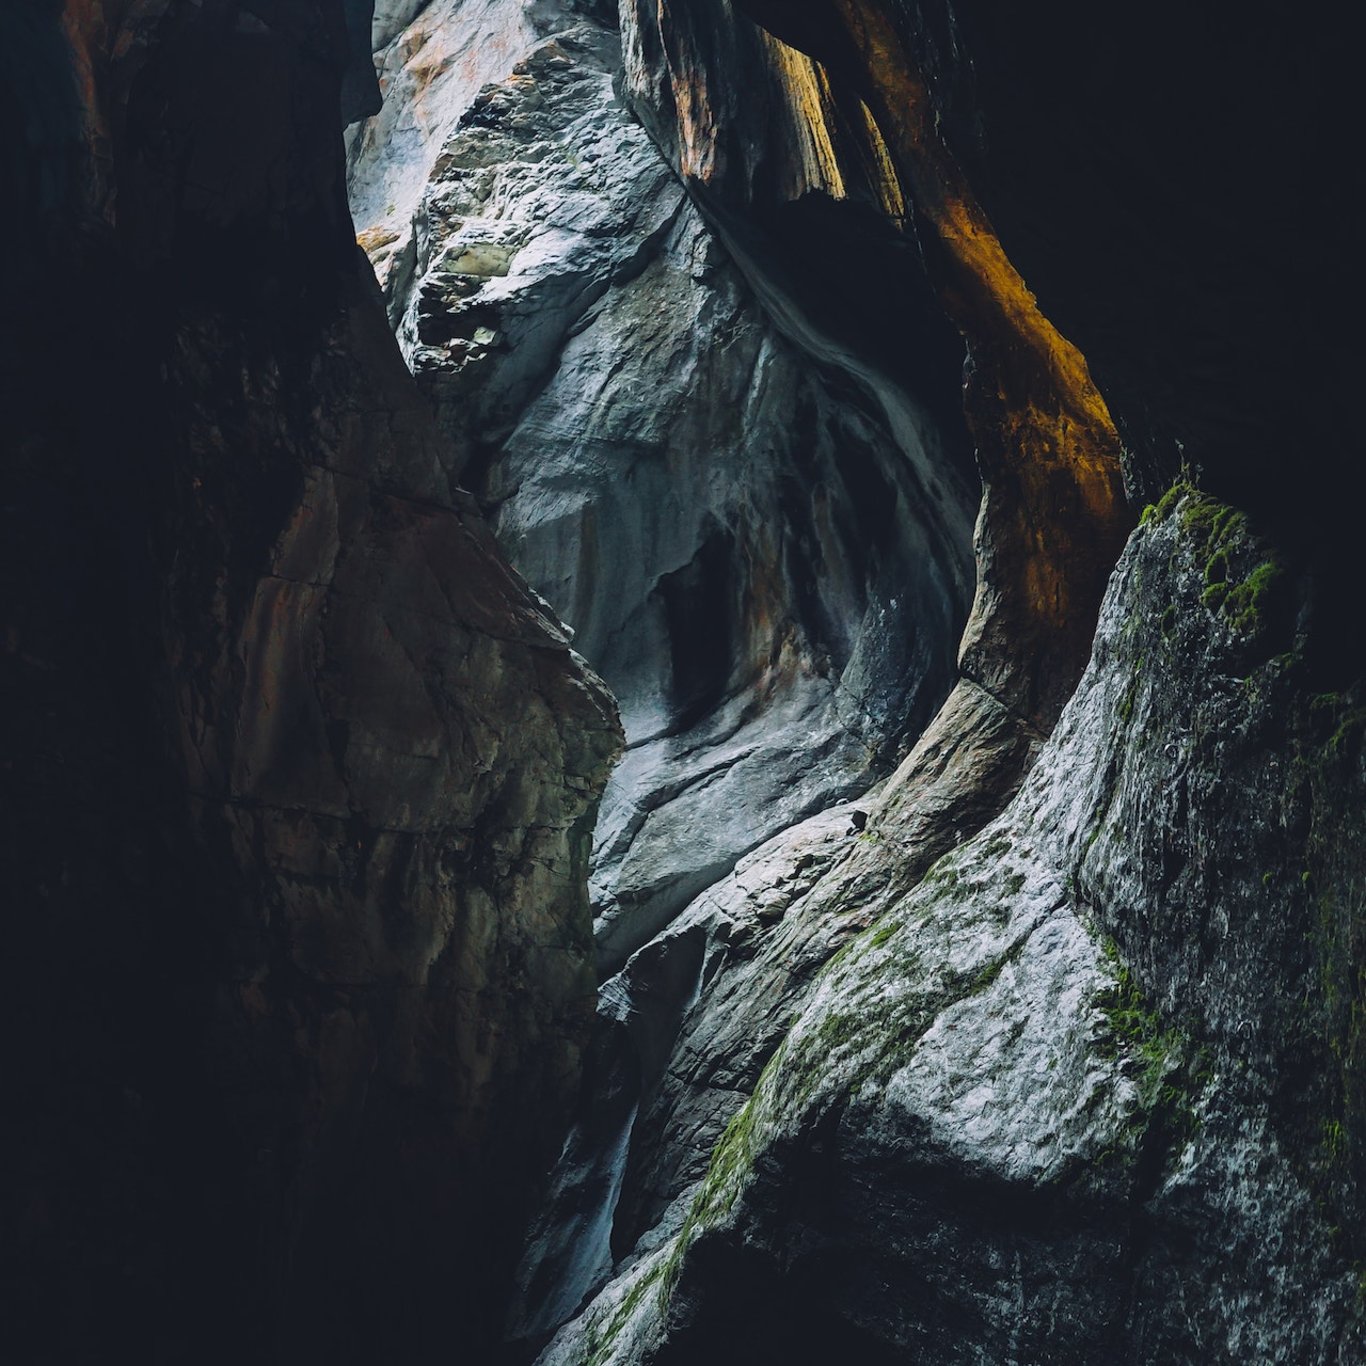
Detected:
left=346, top=3, right=1004, bottom=1337
left=542, top=493, right=1365, bottom=1363
left=348, top=2, right=977, bottom=984
left=7, top=0, right=1362, bottom=1361
left=460, top=1, right=1357, bottom=1359
left=2, top=3, right=618, bottom=1360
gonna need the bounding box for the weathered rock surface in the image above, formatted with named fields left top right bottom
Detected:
left=542, top=492, right=1365, bottom=1364
left=348, top=1, right=977, bottom=975
left=9, top=1, right=1361, bottom=1363
left=3, top=3, right=619, bottom=1360
left=511, top=673, right=1038, bottom=1342
left=620, top=0, right=1131, bottom=733
left=341, top=2, right=1366, bottom=1361
left=348, top=8, right=998, bottom=1339
left=458, top=0, right=1135, bottom=1340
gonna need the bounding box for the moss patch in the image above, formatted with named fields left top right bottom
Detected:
left=1093, top=937, right=1201, bottom=1131
left=1149, top=481, right=1286, bottom=640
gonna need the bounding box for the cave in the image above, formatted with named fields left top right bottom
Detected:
left=2, top=2, right=1363, bottom=1364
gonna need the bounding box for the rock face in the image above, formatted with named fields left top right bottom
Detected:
left=542, top=492, right=1366, bottom=1365
left=347, top=3, right=997, bottom=1338
left=442, top=1, right=1357, bottom=1359
left=347, top=1, right=978, bottom=974
left=733, top=0, right=1366, bottom=678
left=3, top=4, right=618, bottom=1361
left=6, top=0, right=1363, bottom=1362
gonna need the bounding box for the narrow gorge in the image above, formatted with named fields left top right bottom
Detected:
left=3, top=2, right=1362, bottom=1363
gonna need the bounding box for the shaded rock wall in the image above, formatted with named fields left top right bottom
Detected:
left=346, top=3, right=995, bottom=1339
left=7, top=0, right=1360, bottom=1362
left=486, top=0, right=1136, bottom=1344
left=2, top=3, right=618, bottom=1360
left=621, top=0, right=1132, bottom=731
left=736, top=0, right=1366, bottom=678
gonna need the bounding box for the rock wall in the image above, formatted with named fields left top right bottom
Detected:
left=346, top=3, right=999, bottom=1339
left=542, top=492, right=1366, bottom=1366
left=2, top=3, right=619, bottom=1360
left=5, top=0, right=1361, bottom=1361
left=348, top=2, right=978, bottom=982
left=496, top=0, right=1361, bottom=1359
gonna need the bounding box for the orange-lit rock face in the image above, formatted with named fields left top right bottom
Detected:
left=820, top=0, right=1128, bottom=723
left=645, top=0, right=1130, bottom=728
left=635, top=3, right=906, bottom=219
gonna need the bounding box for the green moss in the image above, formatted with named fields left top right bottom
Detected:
left=921, top=855, right=963, bottom=892
left=1328, top=708, right=1366, bottom=755
left=971, top=957, right=1007, bottom=993
left=1118, top=674, right=1139, bottom=722
left=1158, top=485, right=1284, bottom=639
left=663, top=1073, right=774, bottom=1299
left=582, top=1257, right=668, bottom=1366
left=1141, top=479, right=1190, bottom=526
left=1201, top=581, right=1228, bottom=610
left=1179, top=495, right=1243, bottom=546
left=1222, top=559, right=1283, bottom=636
left=967, top=938, right=1027, bottom=995
left=1304, top=687, right=1366, bottom=1239
left=1325, top=1118, right=1347, bottom=1161
left=1094, top=937, right=1199, bottom=1125
left=869, top=919, right=898, bottom=948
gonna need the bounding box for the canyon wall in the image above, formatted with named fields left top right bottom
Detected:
left=544, top=488, right=1366, bottom=1363
left=3, top=3, right=618, bottom=1360
left=3, top=0, right=1362, bottom=1361
left=523, top=3, right=1365, bottom=1359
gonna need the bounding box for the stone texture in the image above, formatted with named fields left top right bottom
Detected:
left=541, top=492, right=1366, bottom=1365
left=346, top=10, right=993, bottom=1342
left=510, top=675, right=1036, bottom=1343
left=9, top=1, right=1363, bottom=1362
left=347, top=0, right=976, bottom=981
left=620, top=0, right=1130, bottom=733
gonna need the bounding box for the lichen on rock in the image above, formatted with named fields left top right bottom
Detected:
left=541, top=489, right=1365, bottom=1363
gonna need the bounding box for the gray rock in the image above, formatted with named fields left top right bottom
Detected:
left=540, top=491, right=1365, bottom=1363
left=347, top=12, right=984, bottom=1341
left=348, top=3, right=974, bottom=973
